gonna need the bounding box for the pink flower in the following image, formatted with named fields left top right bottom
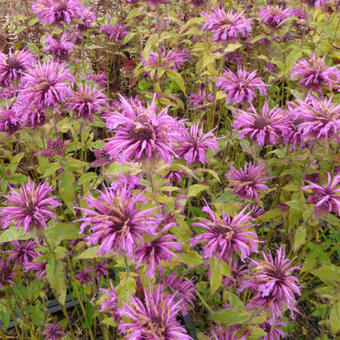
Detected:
left=77, top=186, right=158, bottom=256
left=216, top=67, right=267, bottom=105
left=303, top=173, right=340, bottom=216
left=290, top=55, right=340, bottom=93
left=99, top=279, right=120, bottom=320
left=259, top=6, right=292, bottom=29
left=202, top=8, right=252, bottom=42
left=103, top=95, right=179, bottom=164
left=119, top=286, right=191, bottom=340
left=175, top=123, right=218, bottom=165
left=191, top=203, right=258, bottom=260
left=226, top=162, right=270, bottom=200
left=233, top=101, right=290, bottom=146
left=245, top=246, right=301, bottom=318
left=39, top=137, right=67, bottom=157
left=100, top=22, right=128, bottom=42
left=0, top=181, right=60, bottom=233
left=43, top=33, right=74, bottom=61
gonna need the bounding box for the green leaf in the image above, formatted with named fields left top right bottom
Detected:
left=59, top=170, right=75, bottom=205
left=330, top=301, right=340, bottom=334
left=312, top=264, right=340, bottom=283
left=293, top=226, right=306, bottom=252
left=212, top=308, right=251, bottom=325
left=46, top=260, right=67, bottom=304
left=82, top=303, right=97, bottom=329
left=166, top=69, right=186, bottom=95
left=75, top=246, right=101, bottom=260
left=179, top=251, right=202, bottom=267
left=45, top=223, right=80, bottom=246
left=188, top=184, right=209, bottom=198
left=101, top=317, right=118, bottom=327
left=43, top=162, right=61, bottom=177
left=116, top=277, right=136, bottom=304
left=282, top=183, right=300, bottom=192
left=258, top=209, right=282, bottom=222
left=210, top=257, right=222, bottom=294
left=79, top=172, right=97, bottom=185
left=0, top=227, right=34, bottom=242
left=249, top=326, right=268, bottom=338
left=224, top=43, right=242, bottom=53
left=0, top=310, right=10, bottom=331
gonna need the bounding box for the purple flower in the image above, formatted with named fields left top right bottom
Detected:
left=75, top=265, right=92, bottom=284
left=142, top=48, right=188, bottom=73
left=210, top=325, right=237, bottom=340
left=42, top=323, right=65, bottom=340
left=288, top=95, right=340, bottom=142
left=302, top=173, right=340, bottom=216
left=99, top=279, right=120, bottom=320
left=135, top=233, right=182, bottom=278
left=6, top=239, right=39, bottom=264
left=0, top=258, right=16, bottom=289
left=0, top=181, right=60, bottom=233
left=86, top=71, right=108, bottom=88
left=93, top=261, right=109, bottom=280
left=201, top=8, right=252, bottom=42
left=259, top=6, right=292, bottom=29
left=290, top=54, right=340, bottom=93
left=119, top=286, right=191, bottom=340
left=39, top=138, right=67, bottom=157
left=223, top=259, right=249, bottom=290
left=164, top=273, right=196, bottom=313
left=0, top=106, right=21, bottom=134
left=67, top=85, right=107, bottom=121
left=14, top=104, right=46, bottom=129
left=216, top=67, right=267, bottom=105
left=43, top=33, right=74, bottom=61
left=191, top=0, right=207, bottom=6
left=301, top=0, right=330, bottom=7
left=75, top=7, right=96, bottom=31
left=91, top=148, right=111, bottom=167
left=163, top=169, right=185, bottom=185
left=226, top=162, right=270, bottom=200
left=110, top=174, right=143, bottom=192
left=19, top=60, right=74, bottom=110
left=191, top=203, right=258, bottom=260
left=77, top=186, right=158, bottom=256
left=291, top=7, right=309, bottom=27
left=233, top=101, right=290, bottom=146
left=188, top=84, right=214, bottom=110
left=260, top=319, right=286, bottom=340
left=0, top=49, right=35, bottom=86
left=103, top=95, right=179, bottom=164
left=32, top=0, right=83, bottom=25
left=246, top=246, right=301, bottom=318
left=175, top=123, right=218, bottom=165
left=25, top=260, right=47, bottom=279
left=100, top=22, right=128, bottom=42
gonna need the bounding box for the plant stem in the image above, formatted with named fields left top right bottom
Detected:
left=5, top=288, right=21, bottom=340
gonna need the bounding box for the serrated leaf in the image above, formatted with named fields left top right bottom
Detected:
left=188, top=184, right=209, bottom=197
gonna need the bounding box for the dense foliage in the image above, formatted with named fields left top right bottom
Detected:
left=0, top=0, right=339, bottom=339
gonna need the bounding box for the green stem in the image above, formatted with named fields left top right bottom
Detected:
left=196, top=290, right=212, bottom=314
left=5, top=288, right=21, bottom=339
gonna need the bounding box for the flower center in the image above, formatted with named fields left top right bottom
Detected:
left=253, top=117, right=268, bottom=130
left=129, top=125, right=153, bottom=141
left=6, top=57, right=22, bottom=70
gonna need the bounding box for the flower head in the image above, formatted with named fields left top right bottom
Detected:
left=246, top=246, right=301, bottom=318
left=39, top=137, right=67, bottom=157
left=42, top=323, right=65, bottom=340
left=94, top=261, right=109, bottom=280
left=6, top=239, right=39, bottom=264
left=191, top=204, right=258, bottom=260
left=32, top=0, right=83, bottom=25
left=288, top=95, right=340, bottom=142
left=0, top=106, right=21, bottom=134
left=91, top=148, right=111, bottom=167
left=259, top=319, right=286, bottom=340
left=103, top=95, right=179, bottom=164
left=210, top=325, right=237, bottom=340
left=188, top=84, right=214, bottom=110
left=175, top=123, right=218, bottom=165
left=303, top=173, right=340, bottom=216
left=43, top=33, right=74, bottom=61
left=67, top=85, right=107, bottom=121
left=75, top=6, right=96, bottom=31
left=19, top=60, right=74, bottom=110
left=25, top=260, right=47, bottom=279
left=135, top=233, right=182, bottom=277
left=0, top=258, right=17, bottom=289
left=0, top=49, right=35, bottom=86
left=0, top=181, right=60, bottom=233
left=216, top=67, right=267, bottom=105
left=77, top=186, right=158, bottom=256
left=86, top=71, right=108, bottom=88
left=301, top=0, right=330, bottom=7
left=75, top=265, right=92, bottom=284
left=119, top=286, right=191, bottom=340
left=14, top=104, right=46, bottom=129
left=110, top=174, right=143, bottom=192
left=223, top=259, right=249, bottom=290
left=226, top=162, right=270, bottom=200
left=100, top=22, right=128, bottom=42
left=259, top=6, right=292, bottom=29
left=233, top=101, right=290, bottom=146
left=290, top=55, right=340, bottom=93
left=202, top=8, right=252, bottom=42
